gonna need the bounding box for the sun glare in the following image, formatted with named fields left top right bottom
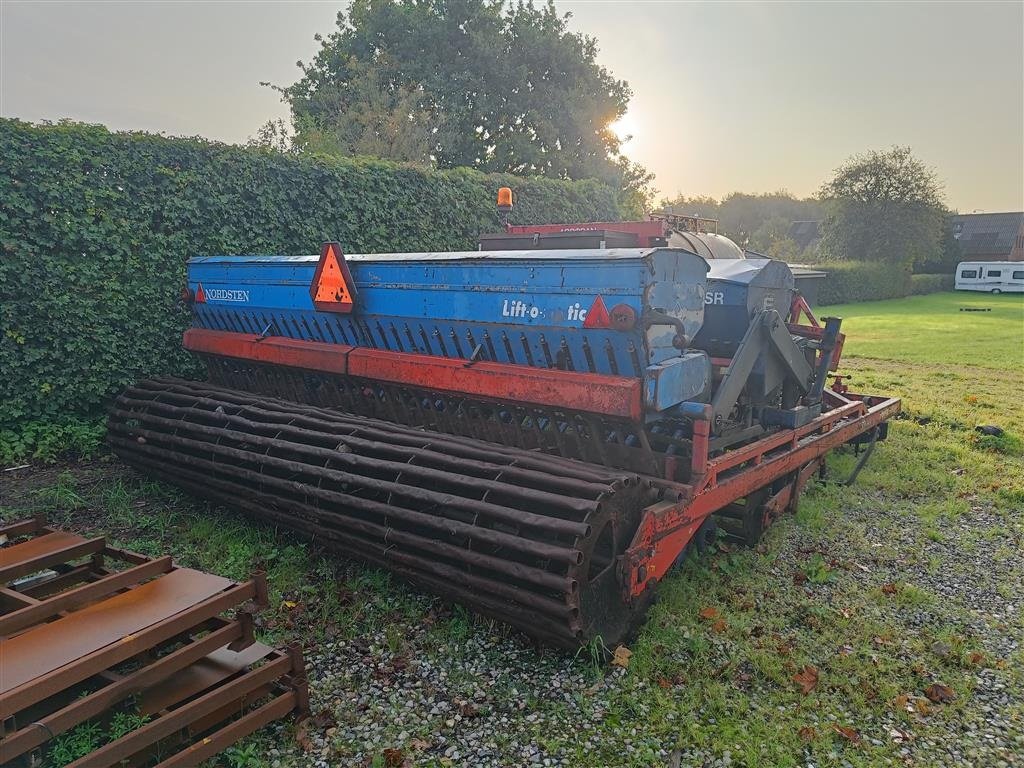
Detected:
left=609, top=112, right=637, bottom=144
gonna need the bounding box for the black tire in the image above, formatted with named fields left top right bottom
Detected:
left=992, top=288, right=1002, bottom=294
left=694, top=518, right=719, bottom=554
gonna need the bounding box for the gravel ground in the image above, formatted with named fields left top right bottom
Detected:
left=259, top=485, right=1023, bottom=768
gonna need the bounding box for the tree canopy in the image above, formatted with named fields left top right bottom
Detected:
left=275, top=0, right=648, bottom=208
left=659, top=191, right=822, bottom=256
left=818, top=146, right=945, bottom=266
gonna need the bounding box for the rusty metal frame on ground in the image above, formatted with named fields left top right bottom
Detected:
left=0, top=517, right=308, bottom=767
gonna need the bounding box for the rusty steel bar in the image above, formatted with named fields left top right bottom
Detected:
left=0, top=515, right=46, bottom=539
left=116, top=390, right=612, bottom=498
left=18, top=564, right=96, bottom=599
left=152, top=690, right=300, bottom=768
left=63, top=653, right=293, bottom=768
left=109, top=437, right=587, bottom=567
left=0, top=556, right=174, bottom=638
left=109, top=417, right=594, bottom=538
left=0, top=620, right=244, bottom=763
left=144, top=375, right=630, bottom=482
left=111, top=400, right=602, bottom=519
left=0, top=578, right=257, bottom=719
left=119, top=452, right=582, bottom=594
left=136, top=376, right=624, bottom=485
left=110, top=379, right=655, bottom=647
left=0, top=532, right=106, bottom=584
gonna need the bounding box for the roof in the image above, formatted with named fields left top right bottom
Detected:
left=949, top=212, right=1024, bottom=257
left=787, top=221, right=821, bottom=251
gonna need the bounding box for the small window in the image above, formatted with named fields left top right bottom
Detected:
left=961, top=269, right=978, bottom=278
left=987, top=270, right=1002, bottom=278
left=1014, top=271, right=1024, bottom=280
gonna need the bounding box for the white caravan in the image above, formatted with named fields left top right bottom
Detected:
left=954, top=262, right=1024, bottom=293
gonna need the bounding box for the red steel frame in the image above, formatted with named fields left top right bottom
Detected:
left=184, top=328, right=644, bottom=420
left=621, top=392, right=900, bottom=598
left=185, top=297, right=898, bottom=607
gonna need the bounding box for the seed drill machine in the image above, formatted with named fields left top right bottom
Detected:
left=110, top=191, right=900, bottom=649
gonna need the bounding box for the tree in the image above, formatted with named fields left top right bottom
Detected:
left=276, top=0, right=644, bottom=202
left=658, top=191, right=821, bottom=253
left=818, top=146, right=945, bottom=266
left=718, top=192, right=822, bottom=248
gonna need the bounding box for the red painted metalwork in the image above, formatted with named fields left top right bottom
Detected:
left=787, top=293, right=820, bottom=328
left=622, top=394, right=901, bottom=597
left=506, top=220, right=668, bottom=246
left=184, top=328, right=352, bottom=374
left=349, top=348, right=643, bottom=420
left=786, top=294, right=844, bottom=370
left=184, top=328, right=644, bottom=421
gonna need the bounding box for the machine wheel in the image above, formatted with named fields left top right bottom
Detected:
left=694, top=518, right=719, bottom=554
left=991, top=288, right=1002, bottom=294
left=109, top=377, right=661, bottom=650
left=713, top=487, right=772, bottom=547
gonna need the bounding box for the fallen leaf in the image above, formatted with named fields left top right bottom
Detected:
left=295, top=721, right=313, bottom=752
left=458, top=701, right=480, bottom=718
left=832, top=725, right=860, bottom=744
left=410, top=738, right=431, bottom=751
left=881, top=583, right=898, bottom=595
left=281, top=599, right=298, bottom=610
left=611, top=645, right=632, bottom=668
left=382, top=747, right=406, bottom=768
left=792, top=571, right=808, bottom=585
left=968, top=651, right=985, bottom=666
left=798, top=726, right=816, bottom=741
left=924, top=683, right=955, bottom=703
left=699, top=606, right=720, bottom=620
left=656, top=676, right=671, bottom=690
left=915, top=699, right=932, bottom=716
left=894, top=693, right=909, bottom=710
left=792, top=665, right=819, bottom=695
left=711, top=618, right=727, bottom=633
left=777, top=639, right=795, bottom=656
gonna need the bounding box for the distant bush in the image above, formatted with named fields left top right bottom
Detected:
left=814, top=261, right=912, bottom=305
left=0, top=119, right=622, bottom=448
left=910, top=273, right=954, bottom=295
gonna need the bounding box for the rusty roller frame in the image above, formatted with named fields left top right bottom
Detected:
left=108, top=378, right=662, bottom=647
left=0, top=517, right=308, bottom=768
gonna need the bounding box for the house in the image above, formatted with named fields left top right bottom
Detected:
left=949, top=212, right=1024, bottom=262
left=787, top=221, right=821, bottom=252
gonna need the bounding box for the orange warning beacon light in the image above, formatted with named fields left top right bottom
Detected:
left=497, top=187, right=514, bottom=227
left=310, top=241, right=357, bottom=313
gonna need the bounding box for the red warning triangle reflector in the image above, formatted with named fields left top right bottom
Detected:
left=195, top=283, right=206, bottom=303
left=583, top=295, right=610, bottom=328
left=310, top=241, right=357, bottom=313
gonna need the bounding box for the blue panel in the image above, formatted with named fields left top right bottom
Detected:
left=188, top=248, right=710, bottom=387
left=644, top=352, right=712, bottom=411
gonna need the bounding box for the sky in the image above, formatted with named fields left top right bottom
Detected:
left=2, top=1, right=1022, bottom=212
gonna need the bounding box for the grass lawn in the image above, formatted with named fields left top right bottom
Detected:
left=2, top=290, right=1022, bottom=768
left=822, top=290, right=1024, bottom=369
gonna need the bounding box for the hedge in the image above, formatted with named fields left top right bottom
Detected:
left=812, top=261, right=912, bottom=305
left=909, top=273, right=954, bottom=295
left=0, top=119, right=623, bottom=434
left=813, top=261, right=956, bottom=305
